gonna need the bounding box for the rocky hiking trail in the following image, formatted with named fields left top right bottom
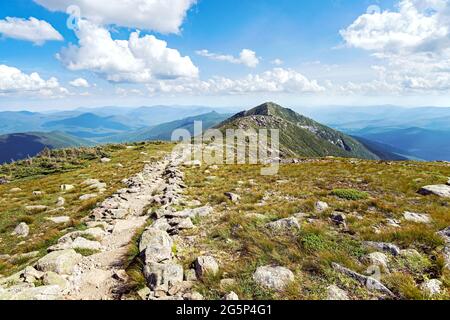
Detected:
left=0, top=147, right=215, bottom=300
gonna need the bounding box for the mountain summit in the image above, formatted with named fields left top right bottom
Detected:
left=215, top=102, right=379, bottom=159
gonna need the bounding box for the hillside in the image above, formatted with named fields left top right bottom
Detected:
left=0, top=132, right=92, bottom=164
left=216, top=102, right=379, bottom=160
left=105, top=111, right=231, bottom=143
left=0, top=141, right=448, bottom=300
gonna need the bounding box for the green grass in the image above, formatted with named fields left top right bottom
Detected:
left=331, top=189, right=369, bottom=200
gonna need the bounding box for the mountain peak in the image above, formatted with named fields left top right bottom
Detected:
left=245, top=102, right=285, bottom=116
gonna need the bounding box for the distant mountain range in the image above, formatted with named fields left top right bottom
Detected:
left=0, top=132, right=91, bottom=164
left=0, top=103, right=449, bottom=162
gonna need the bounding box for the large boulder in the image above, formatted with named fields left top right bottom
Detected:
left=35, top=249, right=82, bottom=275
left=139, top=228, right=173, bottom=264
left=144, top=262, right=184, bottom=291
left=418, top=185, right=450, bottom=198
left=194, top=256, right=219, bottom=279
left=253, top=266, right=294, bottom=291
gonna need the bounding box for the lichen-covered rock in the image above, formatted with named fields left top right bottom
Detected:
left=365, top=252, right=389, bottom=269
left=418, top=185, right=450, bottom=198
left=35, top=249, right=82, bottom=275
left=12, top=222, right=29, bottom=237
left=223, top=291, right=239, bottom=300
left=420, top=279, right=442, bottom=296
left=315, top=201, right=329, bottom=212
left=253, top=266, right=294, bottom=291
left=42, top=272, right=68, bottom=289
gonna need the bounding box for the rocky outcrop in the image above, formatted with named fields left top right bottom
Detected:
left=418, top=184, right=450, bottom=198
left=404, top=211, right=432, bottom=224
left=35, top=250, right=82, bottom=275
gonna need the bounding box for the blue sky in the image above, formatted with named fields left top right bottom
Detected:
left=0, top=0, right=449, bottom=110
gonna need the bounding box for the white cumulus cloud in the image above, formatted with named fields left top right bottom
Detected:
left=147, top=68, right=324, bottom=95
left=0, top=17, right=63, bottom=45
left=339, top=0, right=450, bottom=94
left=0, top=64, right=67, bottom=97
left=196, top=49, right=260, bottom=68
left=57, top=20, right=199, bottom=83
left=34, top=0, right=196, bottom=34
left=69, top=77, right=90, bottom=88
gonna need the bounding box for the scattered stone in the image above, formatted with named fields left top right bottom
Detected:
left=21, top=266, right=44, bottom=283
left=404, top=211, right=432, bottom=224
left=330, top=212, right=347, bottom=228
left=225, top=192, right=241, bottom=203
left=184, top=269, right=197, bottom=282
left=315, top=201, right=329, bottom=213
left=32, top=191, right=43, bottom=196
left=46, top=216, right=70, bottom=224
left=420, top=279, right=442, bottom=296
left=400, top=249, right=423, bottom=259
left=364, top=241, right=401, bottom=256
left=25, top=205, right=48, bottom=213
left=35, top=249, right=82, bottom=275
left=253, top=266, right=294, bottom=291
left=79, top=194, right=97, bottom=201
left=326, top=285, right=349, bottom=300
left=144, top=262, right=184, bottom=291
left=220, top=278, right=236, bottom=289
left=266, top=217, right=300, bottom=232
left=331, top=263, right=394, bottom=297
left=56, top=197, right=65, bottom=207
left=183, top=160, right=201, bottom=167
left=42, top=271, right=67, bottom=289
left=100, top=158, right=111, bottom=163
left=12, top=222, right=29, bottom=237
left=140, top=228, right=173, bottom=264
left=418, top=185, right=450, bottom=198
left=365, top=252, right=389, bottom=269
left=0, top=178, right=9, bottom=185
left=223, top=291, right=239, bottom=300
left=386, top=219, right=401, bottom=228
left=194, top=256, right=219, bottom=279
left=9, top=188, right=22, bottom=193
left=70, top=237, right=102, bottom=251
left=61, top=184, right=75, bottom=192
left=186, top=291, right=204, bottom=300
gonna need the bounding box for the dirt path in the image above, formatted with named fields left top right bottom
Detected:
left=64, top=151, right=183, bottom=300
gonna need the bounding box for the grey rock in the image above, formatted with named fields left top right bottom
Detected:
left=79, top=194, right=98, bottom=201
left=420, top=279, right=442, bottom=296
left=365, top=252, right=389, bottom=269
left=364, top=241, right=401, bottom=256
left=56, top=197, right=65, bottom=207
left=137, top=286, right=151, bottom=300
left=326, top=285, right=349, bottom=300
left=0, top=285, right=62, bottom=300
left=225, top=192, right=241, bottom=203
left=253, top=266, right=294, bottom=291
left=331, top=263, right=394, bottom=297
left=152, top=218, right=171, bottom=231
left=139, top=228, right=173, bottom=263
left=60, top=184, right=75, bottom=192
left=9, top=188, right=22, bottom=193
left=25, top=205, right=48, bottom=213
left=35, top=249, right=82, bottom=275
left=418, top=185, right=450, bottom=198
left=223, top=291, right=239, bottom=300
left=46, top=216, right=70, bottom=224
left=315, top=201, right=329, bottom=213
left=266, top=217, right=300, bottom=232
left=404, top=211, right=432, bottom=224
left=194, top=256, right=219, bottom=279
left=12, top=222, right=29, bottom=237
left=42, top=272, right=68, bottom=289
left=144, top=262, right=184, bottom=291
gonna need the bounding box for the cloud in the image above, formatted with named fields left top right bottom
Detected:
left=69, top=77, right=90, bottom=88
left=196, top=49, right=260, bottom=68
left=57, top=20, right=199, bottom=83
left=339, top=0, right=450, bottom=94
left=0, top=17, right=63, bottom=45
left=0, top=64, right=67, bottom=97
left=271, top=59, right=284, bottom=66
left=147, top=68, right=324, bottom=95
left=34, top=0, right=196, bottom=34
